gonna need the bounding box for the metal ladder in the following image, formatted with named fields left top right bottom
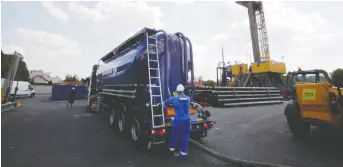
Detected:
left=146, top=31, right=165, bottom=131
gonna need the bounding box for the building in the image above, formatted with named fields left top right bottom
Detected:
left=29, top=70, right=62, bottom=84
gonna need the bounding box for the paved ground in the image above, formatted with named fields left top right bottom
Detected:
left=202, top=103, right=343, bottom=167
left=2, top=97, right=343, bottom=167
left=1, top=97, right=231, bottom=167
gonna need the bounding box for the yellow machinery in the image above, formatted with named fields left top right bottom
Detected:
left=225, top=1, right=287, bottom=88
left=284, top=69, right=343, bottom=138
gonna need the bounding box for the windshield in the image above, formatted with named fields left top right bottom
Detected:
left=291, top=73, right=328, bottom=86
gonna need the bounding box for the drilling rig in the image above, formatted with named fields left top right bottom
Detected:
left=227, top=1, right=286, bottom=88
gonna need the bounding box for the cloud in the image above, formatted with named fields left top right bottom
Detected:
left=2, top=27, right=82, bottom=77
left=41, top=1, right=69, bottom=22
left=2, top=45, right=25, bottom=55
left=214, top=33, right=229, bottom=42
left=15, top=27, right=81, bottom=57
left=68, top=1, right=163, bottom=27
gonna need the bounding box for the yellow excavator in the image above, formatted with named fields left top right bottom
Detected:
left=284, top=68, right=343, bottom=138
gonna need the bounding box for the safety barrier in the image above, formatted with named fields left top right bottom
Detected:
left=1, top=101, right=19, bottom=112
left=194, top=86, right=283, bottom=107
left=189, top=139, right=291, bottom=167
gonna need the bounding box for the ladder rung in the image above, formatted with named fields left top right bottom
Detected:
left=150, top=76, right=159, bottom=79
left=150, top=68, right=159, bottom=70
left=152, top=95, right=161, bottom=97
left=148, top=44, right=156, bottom=47
left=150, top=85, right=160, bottom=87
left=153, top=141, right=165, bottom=145
left=149, top=59, right=158, bottom=62
left=149, top=52, right=157, bottom=54
left=153, top=115, right=163, bottom=117
left=148, top=36, right=156, bottom=39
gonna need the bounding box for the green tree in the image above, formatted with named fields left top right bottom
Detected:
left=331, top=68, right=343, bottom=87
left=64, top=74, right=79, bottom=82
left=1, top=50, right=30, bottom=81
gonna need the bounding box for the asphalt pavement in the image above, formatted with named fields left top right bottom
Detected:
left=2, top=97, right=343, bottom=167
left=1, top=97, right=231, bottom=167
left=202, top=104, right=343, bottom=167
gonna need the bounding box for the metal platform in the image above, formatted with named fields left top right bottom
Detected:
left=194, top=86, right=283, bottom=107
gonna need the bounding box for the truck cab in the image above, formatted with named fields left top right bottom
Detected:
left=284, top=69, right=343, bottom=139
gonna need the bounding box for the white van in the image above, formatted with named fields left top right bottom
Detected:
left=10, top=81, right=35, bottom=98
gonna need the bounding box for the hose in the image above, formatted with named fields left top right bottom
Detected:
left=175, top=32, right=188, bottom=85
left=189, top=139, right=292, bottom=167
left=156, top=30, right=171, bottom=99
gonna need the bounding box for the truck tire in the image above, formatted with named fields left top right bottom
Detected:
left=109, top=108, right=115, bottom=126
left=130, top=118, right=141, bottom=142
left=285, top=103, right=310, bottom=139
left=117, top=112, right=126, bottom=133
left=130, top=117, right=153, bottom=151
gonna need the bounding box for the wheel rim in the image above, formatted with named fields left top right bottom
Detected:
left=118, top=113, right=124, bottom=132
left=109, top=109, right=114, bottom=125
left=131, top=119, right=140, bottom=141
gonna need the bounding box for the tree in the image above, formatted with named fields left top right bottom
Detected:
left=331, top=68, right=343, bottom=87
left=1, top=50, right=30, bottom=81
left=64, top=74, right=79, bottom=82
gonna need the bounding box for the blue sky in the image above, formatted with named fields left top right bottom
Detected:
left=2, top=1, right=343, bottom=79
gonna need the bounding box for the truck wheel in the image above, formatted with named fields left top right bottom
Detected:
left=285, top=103, right=310, bottom=139
left=131, top=118, right=141, bottom=141
left=287, top=116, right=310, bottom=139
left=117, top=113, right=125, bottom=133
left=109, top=108, right=115, bottom=126
left=130, top=118, right=153, bottom=151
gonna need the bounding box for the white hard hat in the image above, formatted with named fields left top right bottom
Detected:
left=72, top=87, right=75, bottom=90
left=176, top=84, right=185, bottom=92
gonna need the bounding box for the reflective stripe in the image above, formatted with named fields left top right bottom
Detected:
left=179, top=97, right=188, bottom=101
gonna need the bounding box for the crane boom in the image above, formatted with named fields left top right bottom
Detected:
left=236, top=1, right=270, bottom=63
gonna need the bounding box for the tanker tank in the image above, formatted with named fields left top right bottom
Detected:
left=96, top=28, right=195, bottom=99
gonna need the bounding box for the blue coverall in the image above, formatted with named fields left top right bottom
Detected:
left=164, top=92, right=191, bottom=156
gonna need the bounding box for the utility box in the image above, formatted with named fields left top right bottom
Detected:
left=251, top=60, right=286, bottom=74
left=231, top=63, right=248, bottom=75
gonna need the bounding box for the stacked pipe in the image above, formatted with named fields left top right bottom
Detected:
left=194, top=86, right=283, bottom=107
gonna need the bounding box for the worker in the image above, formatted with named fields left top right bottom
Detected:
left=67, top=87, right=76, bottom=108
left=164, top=84, right=191, bottom=158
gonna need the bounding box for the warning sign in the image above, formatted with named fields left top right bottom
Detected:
left=302, top=89, right=316, bottom=100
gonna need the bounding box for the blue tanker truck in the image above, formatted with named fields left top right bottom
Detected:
left=87, top=27, right=213, bottom=150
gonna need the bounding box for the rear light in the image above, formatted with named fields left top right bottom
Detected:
left=166, top=108, right=176, bottom=117
left=91, top=103, right=97, bottom=109
left=189, top=108, right=196, bottom=115
left=151, top=129, right=166, bottom=135
left=166, top=107, right=197, bottom=116
left=204, top=123, right=208, bottom=129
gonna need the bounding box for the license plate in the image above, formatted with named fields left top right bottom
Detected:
left=196, top=118, right=203, bottom=121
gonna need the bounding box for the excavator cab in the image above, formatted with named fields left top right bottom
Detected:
left=284, top=69, right=343, bottom=139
